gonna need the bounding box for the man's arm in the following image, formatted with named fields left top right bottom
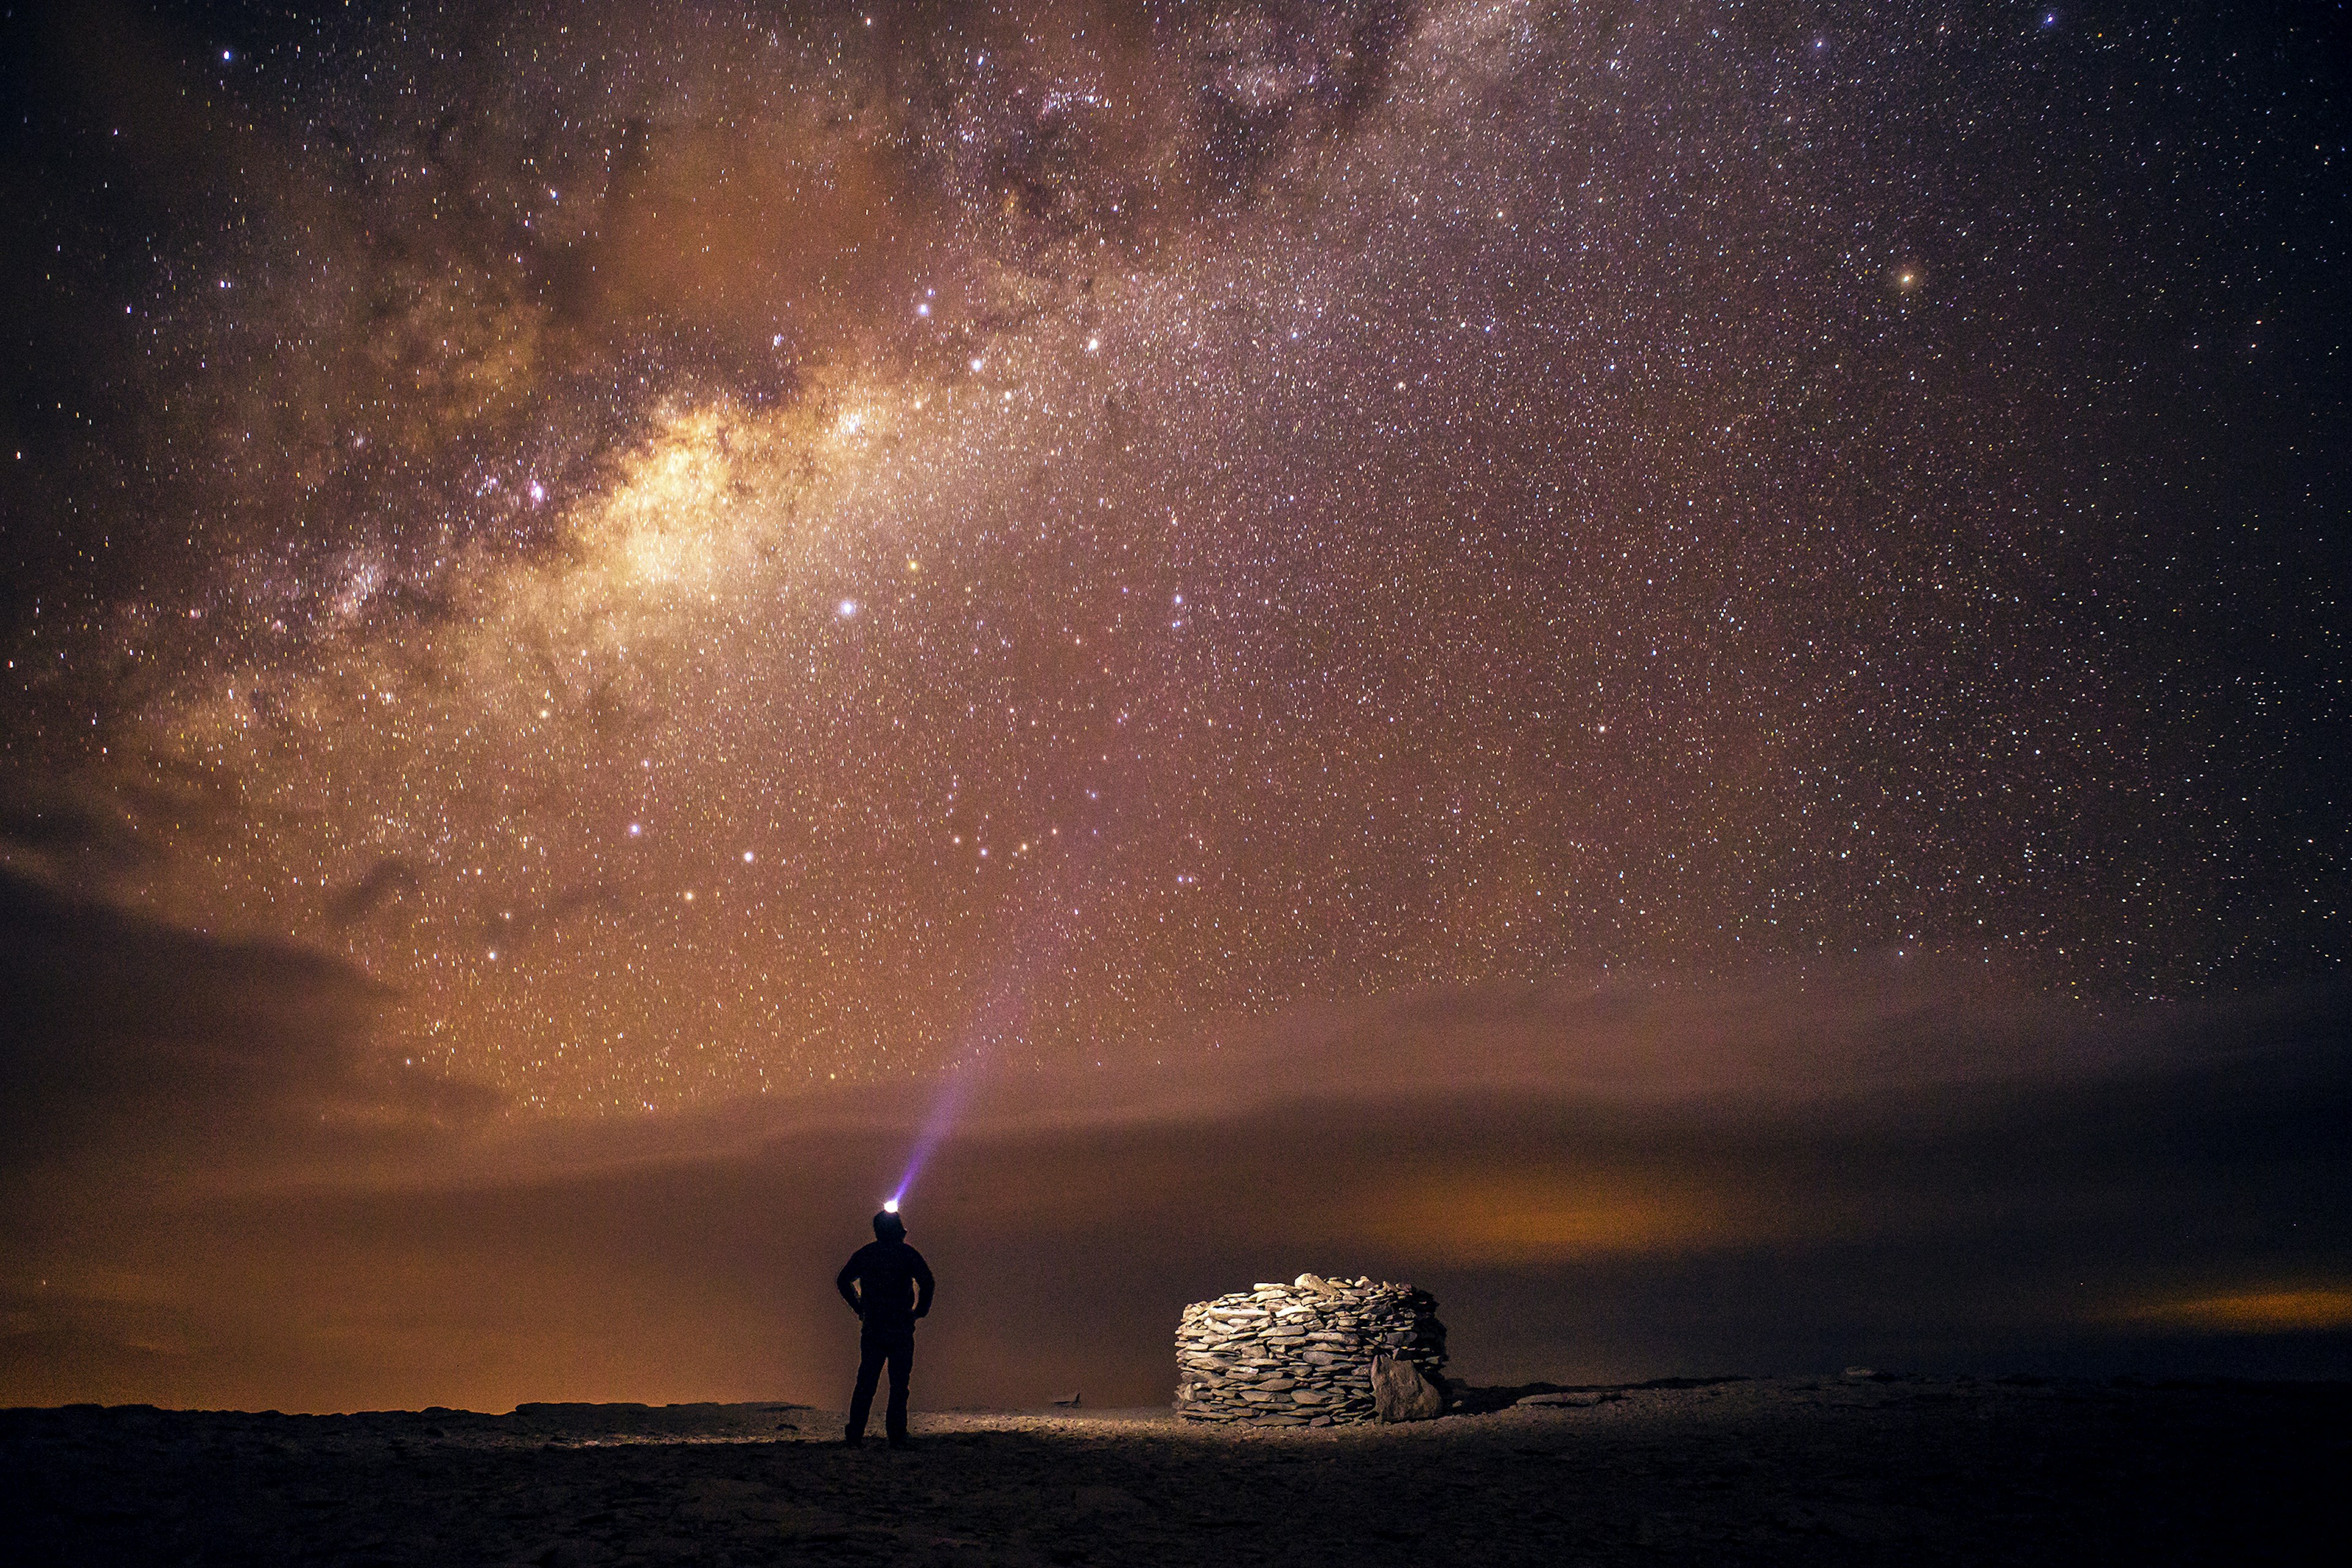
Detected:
left=912, top=1251, right=936, bottom=1319
left=836, top=1253, right=864, bottom=1316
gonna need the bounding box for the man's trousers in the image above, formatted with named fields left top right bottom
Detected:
left=848, top=1325, right=914, bottom=1442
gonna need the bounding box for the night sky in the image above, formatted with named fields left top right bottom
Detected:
left=2, top=1, right=2347, bottom=1412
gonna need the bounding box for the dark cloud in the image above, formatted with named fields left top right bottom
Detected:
left=324, top=858, right=422, bottom=929
left=0, top=788, right=154, bottom=878
left=0, top=869, right=499, bottom=1183
left=4, top=959, right=2343, bottom=1410
left=888, top=0, right=1414, bottom=241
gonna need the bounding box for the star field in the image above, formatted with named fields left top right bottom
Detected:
left=2, top=1, right=2344, bottom=1112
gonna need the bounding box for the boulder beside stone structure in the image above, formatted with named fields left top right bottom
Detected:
left=1173, top=1273, right=1449, bottom=1427
left=1370, top=1352, right=1446, bottom=1422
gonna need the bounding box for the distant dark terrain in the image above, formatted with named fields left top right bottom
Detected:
left=3, top=1376, right=2342, bottom=1565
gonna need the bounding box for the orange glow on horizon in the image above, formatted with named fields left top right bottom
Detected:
left=2110, top=1287, right=2352, bottom=1335
left=1354, top=1171, right=1729, bottom=1265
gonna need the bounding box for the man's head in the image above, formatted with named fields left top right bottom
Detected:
left=873, top=1209, right=907, bottom=1240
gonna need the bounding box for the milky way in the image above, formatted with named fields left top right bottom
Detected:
left=3, top=1, right=2343, bottom=1112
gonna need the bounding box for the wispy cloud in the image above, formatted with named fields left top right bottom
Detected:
left=5, top=899, right=2345, bottom=1411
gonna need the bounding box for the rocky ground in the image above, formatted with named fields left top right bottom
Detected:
left=4, top=1375, right=2342, bottom=1565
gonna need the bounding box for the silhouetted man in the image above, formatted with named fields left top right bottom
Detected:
left=836, top=1207, right=935, bottom=1448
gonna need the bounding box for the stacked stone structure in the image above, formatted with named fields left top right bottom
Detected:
left=1173, top=1273, right=1449, bottom=1426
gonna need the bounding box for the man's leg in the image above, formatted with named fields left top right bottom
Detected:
left=846, top=1335, right=888, bottom=1444
left=884, top=1331, right=914, bottom=1445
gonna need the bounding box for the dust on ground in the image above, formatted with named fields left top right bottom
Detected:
left=4, top=1376, right=2342, bottom=1565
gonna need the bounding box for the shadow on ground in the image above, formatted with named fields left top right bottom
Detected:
left=4, top=1377, right=2343, bottom=1566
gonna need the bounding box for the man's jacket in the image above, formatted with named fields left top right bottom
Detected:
left=837, top=1240, right=935, bottom=1332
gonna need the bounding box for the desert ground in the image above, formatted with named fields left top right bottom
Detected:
left=5, top=1375, right=2342, bottom=1566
